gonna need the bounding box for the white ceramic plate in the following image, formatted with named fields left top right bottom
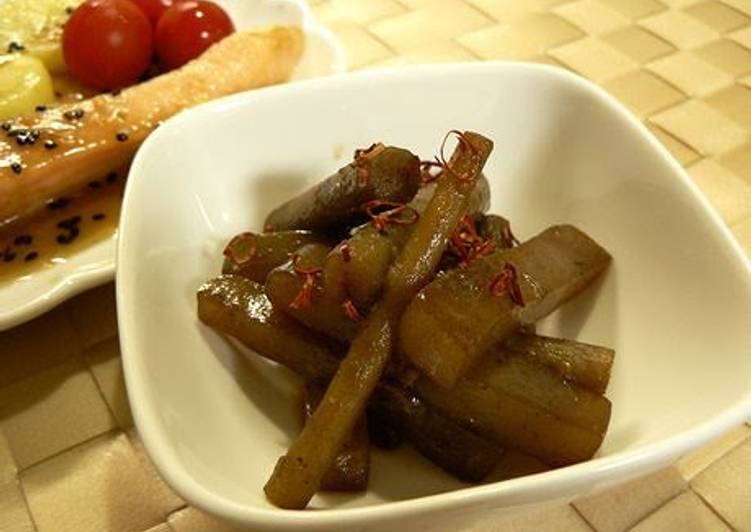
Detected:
left=0, top=0, right=343, bottom=331
left=117, top=63, right=751, bottom=531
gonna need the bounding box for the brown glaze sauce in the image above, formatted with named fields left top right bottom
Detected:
left=0, top=76, right=124, bottom=282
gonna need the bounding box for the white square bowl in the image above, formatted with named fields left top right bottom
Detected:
left=117, top=63, right=751, bottom=532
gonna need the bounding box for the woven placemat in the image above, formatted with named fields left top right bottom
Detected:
left=1, top=1, right=750, bottom=531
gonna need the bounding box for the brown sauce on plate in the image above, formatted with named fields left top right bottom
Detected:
left=0, top=173, right=123, bottom=282
left=0, top=76, right=126, bottom=283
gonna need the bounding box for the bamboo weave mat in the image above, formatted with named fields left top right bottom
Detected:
left=1, top=0, right=750, bottom=531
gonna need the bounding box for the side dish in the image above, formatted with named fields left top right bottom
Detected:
left=197, top=131, right=614, bottom=509
left=0, top=0, right=304, bottom=280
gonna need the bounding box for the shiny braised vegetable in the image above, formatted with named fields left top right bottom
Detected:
left=262, top=180, right=498, bottom=342
left=222, top=230, right=330, bottom=283
left=417, top=352, right=612, bottom=466
left=303, top=381, right=370, bottom=492
left=263, top=132, right=493, bottom=509
left=197, top=130, right=615, bottom=509
left=400, top=224, right=611, bottom=389
left=263, top=144, right=421, bottom=233
left=197, top=273, right=507, bottom=482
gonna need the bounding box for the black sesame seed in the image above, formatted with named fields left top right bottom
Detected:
left=2, top=247, right=16, bottom=262
left=47, top=197, right=71, bottom=210
left=88, top=180, right=102, bottom=189
left=1, top=122, right=11, bottom=131
left=35, top=105, right=48, bottom=112
left=10, top=163, right=22, bottom=174
left=56, top=215, right=81, bottom=229
left=44, top=139, right=58, bottom=150
left=116, top=132, right=128, bottom=142
left=65, top=6, right=74, bottom=14
left=7, top=42, right=24, bottom=53
left=106, top=171, right=117, bottom=183
left=14, top=234, right=32, bottom=246
left=63, top=109, right=84, bottom=120
left=24, top=251, right=38, bottom=262
left=56, top=226, right=80, bottom=245
left=92, top=213, right=106, bottom=221
left=15, top=129, right=40, bottom=146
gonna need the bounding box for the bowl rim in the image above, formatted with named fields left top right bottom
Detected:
left=117, top=61, right=751, bottom=528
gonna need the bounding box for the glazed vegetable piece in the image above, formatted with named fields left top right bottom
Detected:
left=477, top=214, right=516, bottom=249
left=222, top=230, right=330, bottom=283
left=400, top=225, right=611, bottom=388
left=264, top=131, right=493, bottom=509
left=198, top=270, right=505, bottom=482
left=334, top=175, right=495, bottom=308
left=266, top=175, right=496, bottom=332
left=409, top=173, right=490, bottom=215
left=440, top=213, right=515, bottom=271
left=196, top=274, right=343, bottom=380
left=265, top=243, right=361, bottom=340
left=505, top=333, right=615, bottom=394
left=484, top=450, right=549, bottom=482
left=263, top=145, right=421, bottom=233
left=370, top=382, right=502, bottom=482
left=417, top=353, right=612, bottom=466
left=303, top=382, right=370, bottom=492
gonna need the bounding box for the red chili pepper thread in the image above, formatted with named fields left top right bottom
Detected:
left=437, top=130, right=480, bottom=186
left=362, top=200, right=419, bottom=233
left=341, top=299, right=364, bottom=322
left=353, top=142, right=385, bottom=187
left=223, top=233, right=257, bottom=266
left=289, top=253, right=324, bottom=310
left=449, top=214, right=496, bottom=268
left=489, top=262, right=525, bottom=306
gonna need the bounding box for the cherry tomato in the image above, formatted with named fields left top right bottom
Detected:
left=155, top=1, right=235, bottom=70
left=128, top=0, right=185, bottom=26
left=63, top=0, right=153, bottom=90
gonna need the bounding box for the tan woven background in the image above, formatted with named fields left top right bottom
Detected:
left=1, top=0, right=750, bottom=531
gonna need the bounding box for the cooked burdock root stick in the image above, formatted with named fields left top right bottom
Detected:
left=264, top=178, right=498, bottom=342
left=505, top=333, right=614, bottom=394
left=370, top=383, right=502, bottom=482
left=263, top=131, right=493, bottom=509
left=303, top=382, right=370, bottom=492
left=265, top=243, right=361, bottom=340
left=197, top=274, right=504, bottom=482
left=263, top=145, right=421, bottom=233
left=222, top=231, right=331, bottom=283
left=417, top=352, right=612, bottom=466
left=400, top=224, right=612, bottom=388
left=197, top=274, right=343, bottom=380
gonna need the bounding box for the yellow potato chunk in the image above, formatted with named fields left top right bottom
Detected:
left=0, top=0, right=83, bottom=74
left=0, top=54, right=54, bottom=121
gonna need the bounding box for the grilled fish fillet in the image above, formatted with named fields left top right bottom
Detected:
left=0, top=26, right=304, bottom=226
